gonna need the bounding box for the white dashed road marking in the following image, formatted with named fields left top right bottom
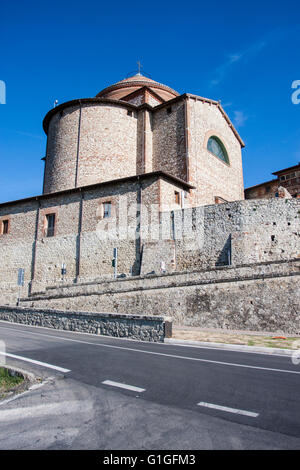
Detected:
left=102, top=380, right=146, bottom=393
left=197, top=401, right=259, bottom=417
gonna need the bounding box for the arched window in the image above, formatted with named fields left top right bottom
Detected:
left=207, top=136, right=229, bottom=164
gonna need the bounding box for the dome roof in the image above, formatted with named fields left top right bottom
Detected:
left=96, top=73, right=179, bottom=102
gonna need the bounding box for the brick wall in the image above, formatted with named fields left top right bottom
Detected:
left=187, top=98, right=245, bottom=206
left=43, top=95, right=245, bottom=207
left=45, top=103, right=138, bottom=194
left=45, top=106, right=80, bottom=193
left=152, top=101, right=187, bottom=181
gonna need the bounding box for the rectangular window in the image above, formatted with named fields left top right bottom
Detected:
left=1, top=219, right=9, bottom=234
left=175, top=191, right=180, bottom=205
left=103, top=202, right=111, bottom=219
left=46, top=213, right=55, bottom=237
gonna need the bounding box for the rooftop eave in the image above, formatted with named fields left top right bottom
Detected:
left=244, top=179, right=278, bottom=191
left=96, top=80, right=179, bottom=99
left=272, top=163, right=300, bottom=175
left=42, top=93, right=245, bottom=148
left=187, top=94, right=245, bottom=148
left=0, top=171, right=195, bottom=209
left=42, top=97, right=139, bottom=135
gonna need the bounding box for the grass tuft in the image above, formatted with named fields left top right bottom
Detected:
left=0, top=367, right=24, bottom=397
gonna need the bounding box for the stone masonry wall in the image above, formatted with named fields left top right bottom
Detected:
left=0, top=175, right=187, bottom=303
left=0, top=191, right=299, bottom=318
left=0, top=306, right=171, bottom=342
left=168, top=198, right=300, bottom=272
left=152, top=101, right=187, bottom=181
left=22, top=259, right=300, bottom=334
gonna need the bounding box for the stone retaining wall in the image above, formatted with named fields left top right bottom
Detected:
left=0, top=306, right=172, bottom=342
left=20, top=259, right=300, bottom=335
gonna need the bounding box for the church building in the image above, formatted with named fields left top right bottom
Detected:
left=42, top=73, right=245, bottom=207
left=0, top=72, right=298, bottom=321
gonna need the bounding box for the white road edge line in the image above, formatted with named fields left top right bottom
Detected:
left=0, top=325, right=299, bottom=375
left=0, top=351, right=70, bottom=373
left=0, top=321, right=294, bottom=358
left=197, top=402, right=259, bottom=418
left=102, top=380, right=145, bottom=393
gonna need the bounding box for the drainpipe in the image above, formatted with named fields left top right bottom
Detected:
left=76, top=189, right=84, bottom=281
left=137, top=178, right=142, bottom=275
left=42, top=128, right=50, bottom=194
left=184, top=96, right=190, bottom=183
left=171, top=210, right=175, bottom=240
left=30, top=198, right=41, bottom=295
left=74, top=100, right=82, bottom=188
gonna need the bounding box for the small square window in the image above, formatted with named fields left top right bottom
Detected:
left=167, top=107, right=172, bottom=114
left=46, top=214, right=56, bottom=237
left=103, top=202, right=111, bottom=218
left=1, top=219, right=9, bottom=235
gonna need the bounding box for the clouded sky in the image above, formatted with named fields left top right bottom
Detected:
left=0, top=0, right=299, bottom=202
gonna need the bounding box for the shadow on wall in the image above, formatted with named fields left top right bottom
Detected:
left=216, top=234, right=231, bottom=266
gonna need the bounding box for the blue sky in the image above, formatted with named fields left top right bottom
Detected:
left=0, top=0, right=299, bottom=203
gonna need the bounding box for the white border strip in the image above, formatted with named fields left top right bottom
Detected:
left=0, top=351, right=70, bottom=373
left=0, top=319, right=295, bottom=358
left=102, top=380, right=145, bottom=393
left=197, top=401, right=259, bottom=417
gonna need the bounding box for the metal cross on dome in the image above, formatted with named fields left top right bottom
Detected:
left=126, top=62, right=151, bottom=79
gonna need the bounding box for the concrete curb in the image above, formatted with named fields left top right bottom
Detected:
left=165, top=338, right=297, bottom=356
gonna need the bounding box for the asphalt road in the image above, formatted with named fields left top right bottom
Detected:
left=0, top=320, right=300, bottom=450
